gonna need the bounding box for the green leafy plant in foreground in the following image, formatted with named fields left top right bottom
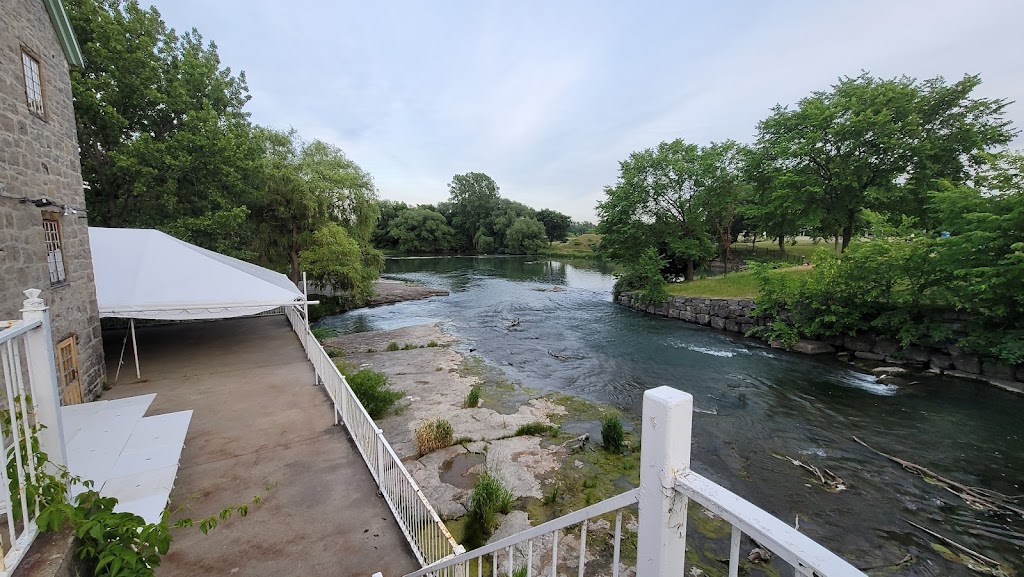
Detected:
left=613, top=247, right=669, bottom=305
left=514, top=422, right=558, bottom=437
left=310, top=326, right=338, bottom=341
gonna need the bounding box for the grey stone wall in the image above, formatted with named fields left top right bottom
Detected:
left=617, top=292, right=1024, bottom=385
left=1, top=0, right=106, bottom=399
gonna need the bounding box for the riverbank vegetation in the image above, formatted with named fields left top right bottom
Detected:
left=604, top=72, right=1022, bottom=364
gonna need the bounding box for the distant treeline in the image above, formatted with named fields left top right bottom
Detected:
left=372, top=172, right=590, bottom=254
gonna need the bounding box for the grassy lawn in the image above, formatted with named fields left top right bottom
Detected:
left=731, top=236, right=838, bottom=260
left=541, top=233, right=601, bottom=257
left=666, top=266, right=810, bottom=298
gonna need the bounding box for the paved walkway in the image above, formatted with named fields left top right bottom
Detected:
left=102, top=316, right=418, bottom=577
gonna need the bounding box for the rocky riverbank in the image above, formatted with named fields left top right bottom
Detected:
left=323, top=323, right=651, bottom=575
left=617, top=292, right=1024, bottom=392
left=368, top=279, right=449, bottom=306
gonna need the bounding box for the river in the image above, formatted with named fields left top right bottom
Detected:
left=319, top=256, right=1024, bottom=575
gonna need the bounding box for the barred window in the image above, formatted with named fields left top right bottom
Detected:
left=22, top=49, right=44, bottom=117
left=42, top=213, right=66, bottom=285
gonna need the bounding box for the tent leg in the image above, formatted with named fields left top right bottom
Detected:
left=114, top=327, right=129, bottom=383
left=130, top=318, right=141, bottom=380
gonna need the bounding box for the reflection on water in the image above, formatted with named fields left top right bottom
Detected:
left=319, top=256, right=1024, bottom=574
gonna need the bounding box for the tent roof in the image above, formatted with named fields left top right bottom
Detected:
left=89, top=227, right=304, bottom=320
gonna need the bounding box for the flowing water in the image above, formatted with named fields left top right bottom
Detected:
left=320, top=256, right=1024, bottom=575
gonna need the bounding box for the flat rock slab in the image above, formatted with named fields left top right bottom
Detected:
left=791, top=339, right=837, bottom=355
left=369, top=280, right=449, bottom=306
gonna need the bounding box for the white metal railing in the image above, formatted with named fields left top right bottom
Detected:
left=404, top=489, right=640, bottom=577
left=399, top=387, right=868, bottom=577
left=0, top=290, right=66, bottom=576
left=284, top=306, right=461, bottom=566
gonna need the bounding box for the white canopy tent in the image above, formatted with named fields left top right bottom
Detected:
left=89, top=227, right=316, bottom=379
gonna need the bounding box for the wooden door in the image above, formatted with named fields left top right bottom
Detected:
left=56, top=336, right=83, bottom=405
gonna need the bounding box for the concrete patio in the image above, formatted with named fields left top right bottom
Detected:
left=101, top=315, right=418, bottom=577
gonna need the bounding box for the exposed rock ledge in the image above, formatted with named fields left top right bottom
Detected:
left=368, top=279, right=449, bottom=306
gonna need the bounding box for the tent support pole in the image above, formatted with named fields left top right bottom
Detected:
left=114, top=328, right=129, bottom=383
left=130, top=318, right=141, bottom=379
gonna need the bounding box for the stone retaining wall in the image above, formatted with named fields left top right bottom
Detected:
left=616, top=292, right=1024, bottom=386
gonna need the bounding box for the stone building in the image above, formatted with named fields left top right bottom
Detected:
left=1, top=0, right=105, bottom=402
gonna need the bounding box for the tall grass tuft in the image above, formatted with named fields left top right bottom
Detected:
left=463, top=473, right=515, bottom=548
left=464, top=386, right=481, bottom=408
left=601, top=416, right=625, bottom=453
left=414, top=418, right=454, bottom=456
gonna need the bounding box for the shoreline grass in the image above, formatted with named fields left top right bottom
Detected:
left=666, top=266, right=810, bottom=298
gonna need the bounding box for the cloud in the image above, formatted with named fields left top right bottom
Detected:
left=154, top=0, right=1024, bottom=222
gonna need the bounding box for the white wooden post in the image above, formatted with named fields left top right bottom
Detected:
left=636, top=386, right=692, bottom=577
left=20, top=289, right=67, bottom=469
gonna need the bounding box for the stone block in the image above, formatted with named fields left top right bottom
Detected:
left=981, top=358, right=1015, bottom=380
left=951, top=352, right=981, bottom=374
left=668, top=309, right=680, bottom=319
left=710, top=317, right=727, bottom=330
left=844, top=334, right=875, bottom=352
left=1016, top=366, right=1024, bottom=382
left=901, top=347, right=931, bottom=363
left=791, top=340, right=837, bottom=355
left=696, top=314, right=711, bottom=326
left=872, top=339, right=900, bottom=356
left=724, top=320, right=739, bottom=333
left=854, top=351, right=885, bottom=361
left=680, top=311, right=696, bottom=322
left=929, top=353, right=954, bottom=370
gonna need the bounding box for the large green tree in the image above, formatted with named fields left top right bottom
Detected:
left=68, top=0, right=261, bottom=256
left=535, top=209, right=572, bottom=243
left=597, top=139, right=717, bottom=281
left=250, top=130, right=379, bottom=283
left=756, top=73, right=1015, bottom=250
left=387, top=207, right=455, bottom=253
left=504, top=217, right=548, bottom=254
left=445, top=172, right=501, bottom=251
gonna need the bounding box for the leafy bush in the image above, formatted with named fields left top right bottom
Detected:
left=310, top=326, right=338, bottom=341
left=402, top=342, right=417, bottom=350
left=427, top=340, right=439, bottom=348
left=344, top=369, right=404, bottom=418
left=414, top=419, right=454, bottom=456
left=514, top=422, right=557, bottom=437
left=613, top=247, right=668, bottom=305
left=601, top=416, right=625, bottom=453
left=386, top=341, right=400, bottom=351
left=464, top=386, right=481, bottom=408
left=463, top=473, right=515, bottom=548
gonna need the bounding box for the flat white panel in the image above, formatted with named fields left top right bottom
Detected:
left=120, top=410, right=192, bottom=453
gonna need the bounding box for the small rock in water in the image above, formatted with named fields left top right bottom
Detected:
left=871, top=366, right=908, bottom=376
left=688, top=568, right=706, bottom=577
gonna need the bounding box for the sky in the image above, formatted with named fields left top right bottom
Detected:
left=152, top=1, right=1024, bottom=222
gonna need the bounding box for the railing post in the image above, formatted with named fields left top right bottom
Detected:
left=20, top=289, right=67, bottom=470
left=636, top=386, right=692, bottom=577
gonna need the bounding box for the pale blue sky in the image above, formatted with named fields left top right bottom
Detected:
left=154, top=1, right=1024, bottom=221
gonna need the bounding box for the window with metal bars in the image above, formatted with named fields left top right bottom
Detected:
left=42, top=213, right=66, bottom=285
left=22, top=49, right=45, bottom=117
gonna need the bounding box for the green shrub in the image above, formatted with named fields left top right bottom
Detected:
left=386, top=341, right=400, bottom=351
left=613, top=247, right=668, bottom=305
left=601, top=416, right=625, bottom=453
left=514, top=422, right=557, bottom=437
left=311, top=326, right=338, bottom=341
left=463, top=474, right=515, bottom=548
left=464, top=386, right=481, bottom=408
left=414, top=419, right=454, bottom=456
left=402, top=342, right=417, bottom=350
left=345, top=369, right=404, bottom=419
left=427, top=340, right=439, bottom=348
left=326, top=347, right=344, bottom=358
